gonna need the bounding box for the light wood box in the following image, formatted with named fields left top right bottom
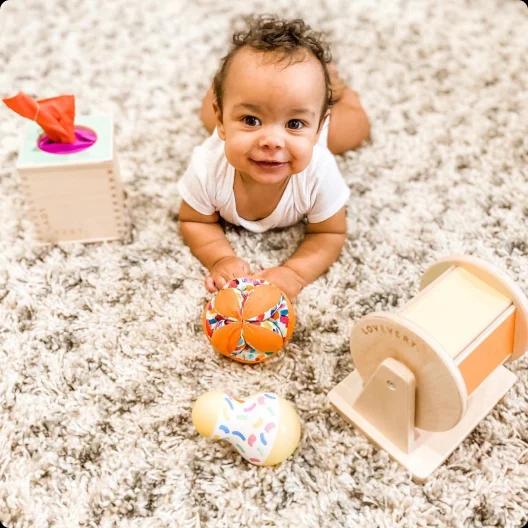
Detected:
left=16, top=115, right=130, bottom=244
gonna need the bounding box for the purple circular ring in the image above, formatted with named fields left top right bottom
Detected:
left=37, top=126, right=97, bottom=155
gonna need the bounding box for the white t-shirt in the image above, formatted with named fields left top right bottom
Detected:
left=177, top=120, right=350, bottom=233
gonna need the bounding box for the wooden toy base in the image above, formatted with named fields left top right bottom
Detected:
left=328, top=365, right=516, bottom=482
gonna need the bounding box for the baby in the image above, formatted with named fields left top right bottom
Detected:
left=178, top=15, right=370, bottom=301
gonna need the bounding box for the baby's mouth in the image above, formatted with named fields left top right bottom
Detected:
left=250, top=159, right=288, bottom=168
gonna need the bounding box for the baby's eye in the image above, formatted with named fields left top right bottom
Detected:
left=243, top=115, right=261, bottom=127
left=287, top=119, right=305, bottom=130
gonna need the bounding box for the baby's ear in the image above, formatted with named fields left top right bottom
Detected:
left=213, top=100, right=226, bottom=140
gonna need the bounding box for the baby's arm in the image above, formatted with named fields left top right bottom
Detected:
left=179, top=201, right=250, bottom=292
left=255, top=208, right=347, bottom=300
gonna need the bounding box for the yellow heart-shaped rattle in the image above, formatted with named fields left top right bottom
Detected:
left=192, top=391, right=301, bottom=465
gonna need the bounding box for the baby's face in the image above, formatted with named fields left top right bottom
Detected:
left=216, top=47, right=327, bottom=186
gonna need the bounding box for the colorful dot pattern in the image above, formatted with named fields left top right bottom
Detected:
left=204, top=278, right=292, bottom=363
left=211, top=392, right=280, bottom=465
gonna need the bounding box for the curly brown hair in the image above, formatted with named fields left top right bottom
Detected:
left=213, top=15, right=334, bottom=125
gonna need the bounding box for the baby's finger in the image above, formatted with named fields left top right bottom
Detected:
left=205, top=275, right=217, bottom=292
left=214, top=275, right=227, bottom=289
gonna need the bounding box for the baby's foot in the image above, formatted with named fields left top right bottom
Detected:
left=328, top=62, right=347, bottom=103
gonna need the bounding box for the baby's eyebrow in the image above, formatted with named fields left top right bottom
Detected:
left=289, top=108, right=316, bottom=118
left=233, top=103, right=261, bottom=112
left=233, top=103, right=315, bottom=119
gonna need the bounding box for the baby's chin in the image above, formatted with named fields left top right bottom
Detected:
left=239, top=167, right=292, bottom=186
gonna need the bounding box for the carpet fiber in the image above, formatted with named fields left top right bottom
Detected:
left=1, top=1, right=528, bottom=526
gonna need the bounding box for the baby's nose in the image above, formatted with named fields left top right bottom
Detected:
left=258, top=127, right=285, bottom=149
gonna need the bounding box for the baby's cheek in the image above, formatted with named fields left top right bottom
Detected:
left=224, top=136, right=248, bottom=167
left=290, top=138, right=316, bottom=170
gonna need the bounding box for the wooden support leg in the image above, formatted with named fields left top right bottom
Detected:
left=353, top=358, right=416, bottom=452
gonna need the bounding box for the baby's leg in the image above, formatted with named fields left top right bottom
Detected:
left=327, top=63, right=370, bottom=155
left=200, top=84, right=216, bottom=134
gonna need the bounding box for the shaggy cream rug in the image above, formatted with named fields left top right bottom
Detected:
left=1, top=0, right=527, bottom=526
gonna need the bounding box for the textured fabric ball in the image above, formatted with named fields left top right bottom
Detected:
left=202, top=277, right=296, bottom=364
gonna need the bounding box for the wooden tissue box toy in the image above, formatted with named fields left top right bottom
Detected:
left=328, top=255, right=528, bottom=481
left=3, top=92, right=129, bottom=244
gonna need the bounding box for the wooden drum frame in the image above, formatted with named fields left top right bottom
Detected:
left=328, top=255, right=528, bottom=481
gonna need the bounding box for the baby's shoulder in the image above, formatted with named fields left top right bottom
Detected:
left=312, top=143, right=339, bottom=167
left=302, top=144, right=340, bottom=184
left=189, top=130, right=230, bottom=182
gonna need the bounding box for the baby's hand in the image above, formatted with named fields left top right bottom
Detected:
left=205, top=256, right=251, bottom=293
left=252, top=266, right=306, bottom=301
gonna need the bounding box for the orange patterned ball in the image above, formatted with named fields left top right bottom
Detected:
left=202, top=277, right=296, bottom=364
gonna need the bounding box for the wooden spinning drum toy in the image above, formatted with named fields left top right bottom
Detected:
left=328, top=255, right=528, bottom=480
